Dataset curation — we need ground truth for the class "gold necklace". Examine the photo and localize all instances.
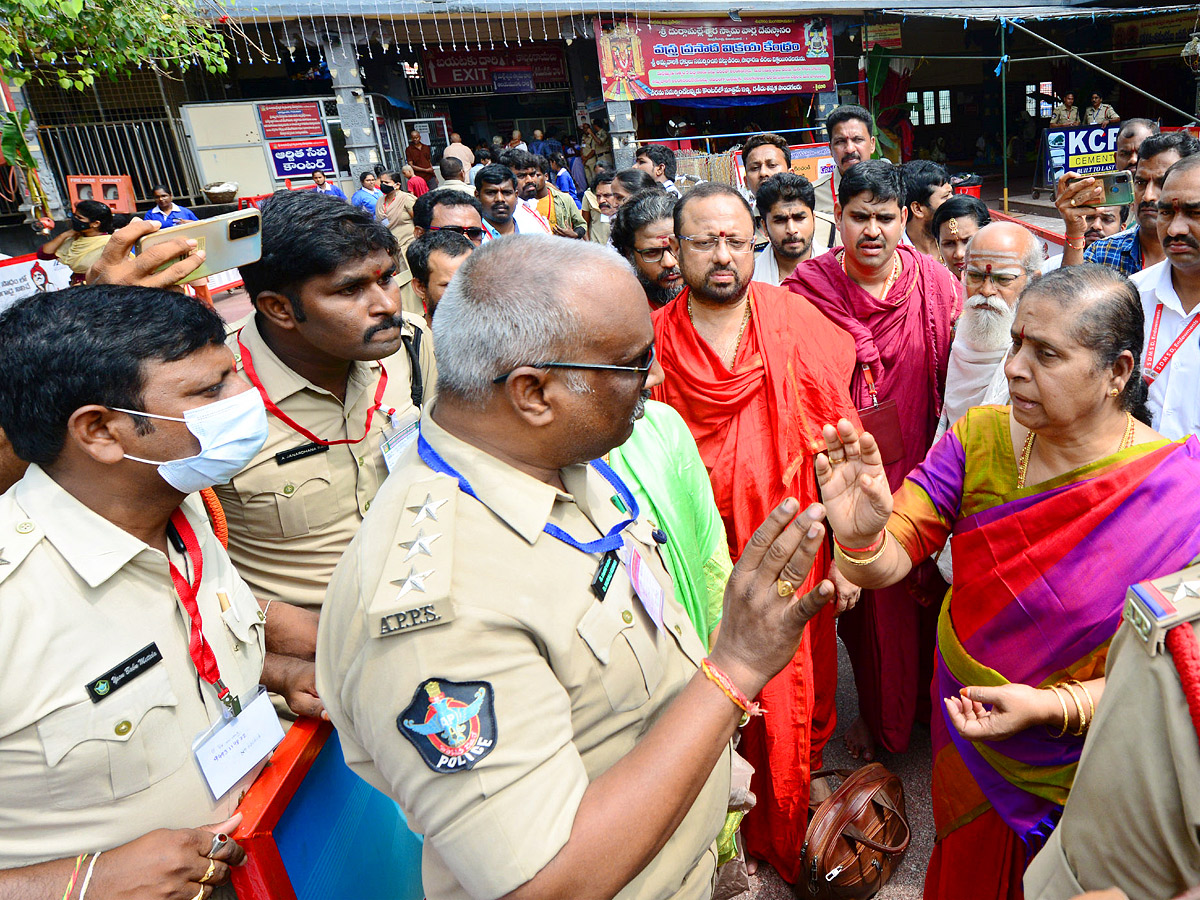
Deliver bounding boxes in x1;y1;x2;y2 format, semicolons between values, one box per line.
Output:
1016;412;1136;488
688;294;752;367
841;249;902;302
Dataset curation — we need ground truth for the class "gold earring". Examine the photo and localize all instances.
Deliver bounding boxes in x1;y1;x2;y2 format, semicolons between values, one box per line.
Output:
1109;387;1120;397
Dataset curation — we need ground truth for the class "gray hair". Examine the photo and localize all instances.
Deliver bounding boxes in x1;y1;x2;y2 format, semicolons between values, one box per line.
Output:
431;234;634;408
965;221;1044;275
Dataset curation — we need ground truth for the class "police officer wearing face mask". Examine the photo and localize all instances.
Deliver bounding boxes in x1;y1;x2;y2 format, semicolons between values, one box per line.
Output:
0;284;317;897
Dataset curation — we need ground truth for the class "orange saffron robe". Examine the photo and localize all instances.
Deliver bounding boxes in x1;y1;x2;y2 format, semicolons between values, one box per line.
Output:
651;282;858;882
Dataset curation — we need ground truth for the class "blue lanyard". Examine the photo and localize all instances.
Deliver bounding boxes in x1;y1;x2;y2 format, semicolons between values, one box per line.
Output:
417;431;639;554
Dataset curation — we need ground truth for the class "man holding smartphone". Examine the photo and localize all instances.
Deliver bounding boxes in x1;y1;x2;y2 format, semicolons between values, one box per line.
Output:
219;190;435;665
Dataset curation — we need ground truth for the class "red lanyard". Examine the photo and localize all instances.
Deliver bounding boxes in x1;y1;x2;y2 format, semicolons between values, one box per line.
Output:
1143;303;1200;385
237;334;391;445
168;510;238;716
861;363;880;407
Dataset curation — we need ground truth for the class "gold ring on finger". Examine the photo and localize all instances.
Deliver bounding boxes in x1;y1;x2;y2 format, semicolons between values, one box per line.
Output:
191;889;206;900
829;456;845;466
776;578;796;597
199;860;216;885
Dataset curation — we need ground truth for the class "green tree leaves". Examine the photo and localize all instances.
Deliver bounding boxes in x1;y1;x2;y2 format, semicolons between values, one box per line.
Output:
0;0;231;89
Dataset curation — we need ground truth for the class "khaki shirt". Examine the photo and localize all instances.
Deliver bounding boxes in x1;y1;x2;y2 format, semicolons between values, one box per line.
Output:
1024;619;1200;899
0;465;266;868
316;412;730;900
218;315;435;610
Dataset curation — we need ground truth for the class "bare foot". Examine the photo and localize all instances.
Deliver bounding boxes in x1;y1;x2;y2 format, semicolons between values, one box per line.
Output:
843;715;876;762
746;856;761;876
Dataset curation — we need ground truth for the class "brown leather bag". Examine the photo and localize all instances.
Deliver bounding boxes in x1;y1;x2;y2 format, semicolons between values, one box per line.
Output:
797;763;911;900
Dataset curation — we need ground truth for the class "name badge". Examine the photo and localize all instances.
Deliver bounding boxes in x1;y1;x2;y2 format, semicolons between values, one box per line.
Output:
618;537;665;632
86;643;163;703
192;686;284;800
381;412;420;473
275;442;329;466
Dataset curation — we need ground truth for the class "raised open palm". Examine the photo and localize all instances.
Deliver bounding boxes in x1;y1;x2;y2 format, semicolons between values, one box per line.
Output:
814;419;893;546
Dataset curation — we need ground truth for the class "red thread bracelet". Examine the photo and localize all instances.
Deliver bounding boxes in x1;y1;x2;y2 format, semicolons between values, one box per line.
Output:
834;532;885;555
701;659;765;717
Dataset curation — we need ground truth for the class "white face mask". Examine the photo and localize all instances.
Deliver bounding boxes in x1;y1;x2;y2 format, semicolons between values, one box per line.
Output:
114;389;268;493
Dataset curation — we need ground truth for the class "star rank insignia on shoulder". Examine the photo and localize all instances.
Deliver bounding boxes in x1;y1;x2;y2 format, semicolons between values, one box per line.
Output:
368;476;459;639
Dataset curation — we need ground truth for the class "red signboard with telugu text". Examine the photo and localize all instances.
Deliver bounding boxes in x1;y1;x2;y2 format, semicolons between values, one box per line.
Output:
595;16;834;102
423;46;567;90
258;102;325;140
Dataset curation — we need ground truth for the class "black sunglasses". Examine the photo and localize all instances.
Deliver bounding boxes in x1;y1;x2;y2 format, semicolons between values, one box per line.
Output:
429;225;486;242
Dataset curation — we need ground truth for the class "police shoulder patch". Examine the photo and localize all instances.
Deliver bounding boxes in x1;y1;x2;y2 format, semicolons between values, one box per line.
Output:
398;678;497;774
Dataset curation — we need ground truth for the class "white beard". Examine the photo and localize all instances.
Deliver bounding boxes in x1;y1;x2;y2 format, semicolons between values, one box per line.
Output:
957;297;1016;352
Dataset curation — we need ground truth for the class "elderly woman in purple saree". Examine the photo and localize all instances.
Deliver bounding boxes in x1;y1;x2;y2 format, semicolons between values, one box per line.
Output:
812;266;1200;900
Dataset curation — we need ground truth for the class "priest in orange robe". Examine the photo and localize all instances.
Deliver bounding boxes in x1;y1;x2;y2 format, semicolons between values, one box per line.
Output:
651;182;858;883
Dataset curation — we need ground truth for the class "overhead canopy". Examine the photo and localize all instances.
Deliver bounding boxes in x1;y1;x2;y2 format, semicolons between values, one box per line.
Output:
878;4;1200;21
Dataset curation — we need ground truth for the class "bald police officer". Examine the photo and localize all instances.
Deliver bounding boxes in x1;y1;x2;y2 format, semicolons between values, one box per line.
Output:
317;236;842;900
0;285;307;897
222;191;435;660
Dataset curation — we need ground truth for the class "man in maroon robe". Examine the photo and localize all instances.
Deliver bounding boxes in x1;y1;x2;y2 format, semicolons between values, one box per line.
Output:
784;160;962;758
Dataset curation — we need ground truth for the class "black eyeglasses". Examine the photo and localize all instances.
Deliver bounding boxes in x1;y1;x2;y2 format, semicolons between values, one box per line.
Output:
493;344;656;384
633;245;674;262
429;225;486;243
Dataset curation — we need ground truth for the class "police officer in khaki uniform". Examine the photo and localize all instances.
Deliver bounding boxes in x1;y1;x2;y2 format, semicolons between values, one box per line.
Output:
222;191;435;643
1025;569;1200;900
0;285;310;897
317;235;840;900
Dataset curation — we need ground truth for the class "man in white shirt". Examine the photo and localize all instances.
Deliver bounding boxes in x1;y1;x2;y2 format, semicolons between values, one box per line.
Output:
634;144;681;197
752;173;822;285
1132;153;1200;439
937;221;1043;441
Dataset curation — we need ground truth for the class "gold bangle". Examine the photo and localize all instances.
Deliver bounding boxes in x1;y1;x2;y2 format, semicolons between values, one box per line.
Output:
1060;681;1087;736
834;530;890;566
1066;237;1086;250
1044;686;1070;738
1065;679;1095;732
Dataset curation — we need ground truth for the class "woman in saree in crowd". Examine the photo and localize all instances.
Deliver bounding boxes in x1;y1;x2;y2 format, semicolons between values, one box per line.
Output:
813;265;1200;900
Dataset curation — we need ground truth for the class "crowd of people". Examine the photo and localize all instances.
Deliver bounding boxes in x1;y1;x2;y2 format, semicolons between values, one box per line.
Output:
3;100;1200;900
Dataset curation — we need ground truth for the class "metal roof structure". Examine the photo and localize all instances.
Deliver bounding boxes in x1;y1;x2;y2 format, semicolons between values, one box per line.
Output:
216;0;1102;22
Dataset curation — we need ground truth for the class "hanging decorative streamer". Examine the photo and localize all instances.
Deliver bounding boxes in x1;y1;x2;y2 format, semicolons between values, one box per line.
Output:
264;23;283;63
469;2;483;50
398;9;413;49
430;1;444;50
343;9;358;62
361;0;374;58
457;3;470;51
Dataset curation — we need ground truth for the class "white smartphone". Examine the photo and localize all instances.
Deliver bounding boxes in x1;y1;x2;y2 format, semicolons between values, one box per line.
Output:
136;208;262;282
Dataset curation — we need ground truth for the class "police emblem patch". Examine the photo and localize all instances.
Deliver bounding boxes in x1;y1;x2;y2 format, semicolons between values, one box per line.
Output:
398;678;497;774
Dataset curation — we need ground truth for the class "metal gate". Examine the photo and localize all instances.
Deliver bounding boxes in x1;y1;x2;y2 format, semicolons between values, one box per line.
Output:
36;119;202;206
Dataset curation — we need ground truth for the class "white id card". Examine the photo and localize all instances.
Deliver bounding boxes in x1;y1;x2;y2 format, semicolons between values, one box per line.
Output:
381;412;420;473
618;537;666;632
192;686;284;800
